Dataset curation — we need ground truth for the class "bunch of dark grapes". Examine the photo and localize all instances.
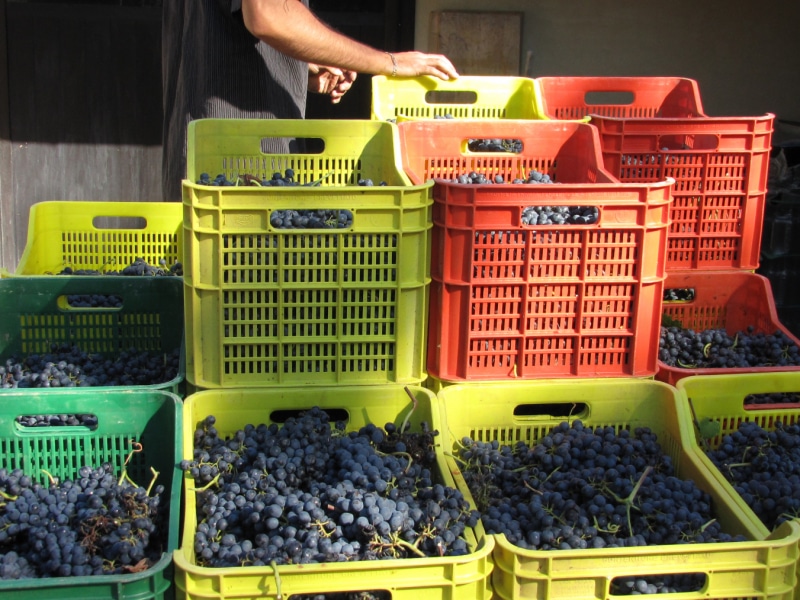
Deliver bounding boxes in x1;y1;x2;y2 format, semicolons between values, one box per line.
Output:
197;169;386;188
270;209;354;230
456;420;742;552
744;392;800;405
0;343;181;389
0;464;166;579
467;138;523;153
59;257;183;277
658;325;800;369
663;287;695;301
15;413;98;428
521;205;598;225
703;420;800;530
611;574;705;595
446;168;553;185
180;406;480;568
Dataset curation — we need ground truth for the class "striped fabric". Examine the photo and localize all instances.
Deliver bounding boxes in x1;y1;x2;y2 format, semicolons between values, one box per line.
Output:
162;0;310;201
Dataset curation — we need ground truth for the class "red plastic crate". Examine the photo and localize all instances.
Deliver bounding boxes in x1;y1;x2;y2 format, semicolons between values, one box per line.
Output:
658;270;800;386
397;120;674;381
536;76;705;120
536;77;774;271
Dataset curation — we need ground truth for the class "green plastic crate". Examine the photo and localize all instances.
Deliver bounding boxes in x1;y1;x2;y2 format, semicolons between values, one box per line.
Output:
371;75;546;121
183;119;433;388
174;385;494;600
0;277;185;395
0;388;182;600
4;201;183;277
436;379;800;600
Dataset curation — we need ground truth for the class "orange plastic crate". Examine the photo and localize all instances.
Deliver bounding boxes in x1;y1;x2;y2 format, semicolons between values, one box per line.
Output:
536;76;705;120
536;77;774;271
397;120;673;381
658;270;800;386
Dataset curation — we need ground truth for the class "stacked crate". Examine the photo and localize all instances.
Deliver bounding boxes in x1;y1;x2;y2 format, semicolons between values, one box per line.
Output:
176;117;495;599
536;76;800;597
0;201;186;599
372;74;800;599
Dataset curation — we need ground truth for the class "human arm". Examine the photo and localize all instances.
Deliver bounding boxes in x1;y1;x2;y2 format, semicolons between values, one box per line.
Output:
241;0;458;80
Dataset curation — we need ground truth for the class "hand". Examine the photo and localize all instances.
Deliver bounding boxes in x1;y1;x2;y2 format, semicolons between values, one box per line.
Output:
308;64;357;104
391;52;459;80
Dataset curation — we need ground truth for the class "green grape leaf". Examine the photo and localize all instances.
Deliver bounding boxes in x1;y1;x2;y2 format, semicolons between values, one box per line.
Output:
696;417;721;440
661;313;683;328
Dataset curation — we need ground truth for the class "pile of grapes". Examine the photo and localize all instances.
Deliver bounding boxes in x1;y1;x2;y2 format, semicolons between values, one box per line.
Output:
455;420;742;551
197;170;386;188
522;205;599;225
0;343;181;389
0;462;167;580
181;406;480;568
446;168;553;185
58;257;182;277
467;138;523;153
269;209;354;230
658;326;800;369
744;392;800;405
703;420;800;530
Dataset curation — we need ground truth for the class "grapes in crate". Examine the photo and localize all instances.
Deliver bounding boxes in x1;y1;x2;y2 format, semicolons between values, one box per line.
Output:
181;405;480;567
0;459;166;580
455;420;743;552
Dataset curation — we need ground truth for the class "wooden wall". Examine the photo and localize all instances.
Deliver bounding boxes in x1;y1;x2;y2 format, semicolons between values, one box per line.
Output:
0;3;163;271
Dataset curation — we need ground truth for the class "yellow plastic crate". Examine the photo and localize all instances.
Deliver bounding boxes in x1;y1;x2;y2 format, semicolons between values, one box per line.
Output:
371;75;546;121
6;200;182;276
675;372;800;537
174;385;494;600
183;119;433;388
436;379;800;600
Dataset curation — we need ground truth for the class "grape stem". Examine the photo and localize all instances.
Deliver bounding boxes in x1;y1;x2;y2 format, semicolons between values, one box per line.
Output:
270;560;283;600
401;386;418;434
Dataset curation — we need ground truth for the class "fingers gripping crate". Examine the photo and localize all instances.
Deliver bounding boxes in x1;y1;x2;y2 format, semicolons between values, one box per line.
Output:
0;277;185;395
371;75;545;121
536;76;774;271
658;270;800;386
436;379;800;600
183;119;433;388
174;385;494;600
0;388;183;600
6;201;183;276
397;119;674;381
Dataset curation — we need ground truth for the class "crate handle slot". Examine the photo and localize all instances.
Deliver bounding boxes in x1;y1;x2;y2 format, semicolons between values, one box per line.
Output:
267;407;349;424
609;572;706;595
260;136;325;155
58;294;124;310
15;413;99;432
92;216;147;230
512;402;588;419
425;90;478;105
584;90;635;106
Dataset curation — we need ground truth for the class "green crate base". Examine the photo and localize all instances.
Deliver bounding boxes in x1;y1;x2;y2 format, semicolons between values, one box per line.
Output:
175;385;494;600
436;379;800;600
0;389;183;600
